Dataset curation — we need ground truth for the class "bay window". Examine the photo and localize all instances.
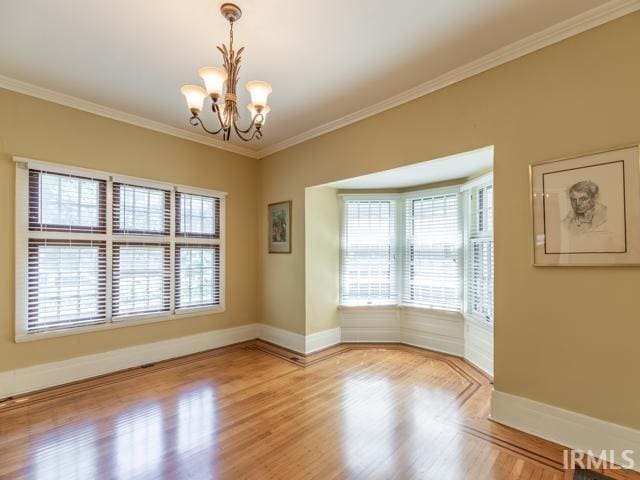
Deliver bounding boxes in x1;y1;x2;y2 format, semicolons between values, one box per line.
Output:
340;178;492;322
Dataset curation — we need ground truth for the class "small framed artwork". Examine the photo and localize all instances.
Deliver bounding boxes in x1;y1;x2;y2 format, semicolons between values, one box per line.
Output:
530;144;640;266
268;200;292;253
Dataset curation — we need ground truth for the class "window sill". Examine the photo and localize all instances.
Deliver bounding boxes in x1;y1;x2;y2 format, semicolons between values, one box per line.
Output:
15;306;225;343
338;304;398;311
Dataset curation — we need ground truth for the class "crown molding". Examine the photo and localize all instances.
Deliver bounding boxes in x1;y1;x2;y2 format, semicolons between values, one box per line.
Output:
256;0;640;158
0;74;261;159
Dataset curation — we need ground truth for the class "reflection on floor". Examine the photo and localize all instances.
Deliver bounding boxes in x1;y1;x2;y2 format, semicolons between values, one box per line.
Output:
0;342;636;479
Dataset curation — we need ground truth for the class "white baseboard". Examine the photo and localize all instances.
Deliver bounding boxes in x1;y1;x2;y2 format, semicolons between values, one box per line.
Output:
305;327;341;354
256;324;306;354
0;323;259;400
491;390;640;472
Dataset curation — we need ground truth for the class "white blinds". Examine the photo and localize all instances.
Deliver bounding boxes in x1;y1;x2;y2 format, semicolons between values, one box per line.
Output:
177;192;219;238
176;245;221;309
28;239;107;332
112;244;171;317
17;161;225;337
403;193;462;311
113;183;170;235
467;184;494;322
341;200;396;305
175;191;221;311
111;183;171;318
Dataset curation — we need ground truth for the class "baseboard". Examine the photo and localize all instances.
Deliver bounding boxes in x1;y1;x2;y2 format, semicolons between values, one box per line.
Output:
305;327;341;354
256;324;306;354
0;323;259;400
491;390;640;472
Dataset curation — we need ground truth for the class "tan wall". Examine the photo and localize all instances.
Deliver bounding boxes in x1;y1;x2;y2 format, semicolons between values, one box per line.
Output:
258;12;640;429
304;186;340;334
0;89;259;372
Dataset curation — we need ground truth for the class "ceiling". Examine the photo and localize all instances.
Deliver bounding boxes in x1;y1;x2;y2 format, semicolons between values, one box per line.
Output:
327;146;494;189
0;0;617;155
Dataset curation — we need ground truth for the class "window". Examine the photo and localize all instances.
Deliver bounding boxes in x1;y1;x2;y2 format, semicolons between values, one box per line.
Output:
339;183;490;317
176;192;219;238
112;244;170;317
340;199;396;305
113;183;170;235
28;239;107;332
404;192;461;311
176;245;220;309
467;182;494;322
15;159;226;340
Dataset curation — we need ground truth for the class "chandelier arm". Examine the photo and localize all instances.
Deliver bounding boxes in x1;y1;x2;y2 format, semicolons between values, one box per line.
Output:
212;101;227;129
234;113;263;134
189;115;225;135
232;122;261;142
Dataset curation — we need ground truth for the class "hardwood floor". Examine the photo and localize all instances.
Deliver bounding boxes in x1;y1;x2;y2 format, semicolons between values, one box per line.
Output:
0;342;636;479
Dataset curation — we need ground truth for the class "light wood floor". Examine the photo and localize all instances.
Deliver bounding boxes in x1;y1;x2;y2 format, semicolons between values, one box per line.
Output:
0;342;636;479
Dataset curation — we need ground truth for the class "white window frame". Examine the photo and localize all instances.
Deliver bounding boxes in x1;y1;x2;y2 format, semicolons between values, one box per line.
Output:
339;186;463;313
461;172;494;327
14;157;227;343
339;193;400;306
401;186;463;312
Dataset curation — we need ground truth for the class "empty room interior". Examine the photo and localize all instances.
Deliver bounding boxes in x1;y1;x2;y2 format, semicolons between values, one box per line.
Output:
1;1;639;479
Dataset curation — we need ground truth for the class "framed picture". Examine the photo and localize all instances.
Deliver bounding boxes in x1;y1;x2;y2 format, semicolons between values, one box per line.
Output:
530;145;640;266
268;201;292;253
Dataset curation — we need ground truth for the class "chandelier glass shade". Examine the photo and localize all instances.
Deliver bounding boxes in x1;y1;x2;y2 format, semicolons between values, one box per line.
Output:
180;3;271;142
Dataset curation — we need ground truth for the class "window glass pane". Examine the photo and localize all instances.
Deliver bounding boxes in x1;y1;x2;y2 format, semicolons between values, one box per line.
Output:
29;241;106;331
113;245;169;317
341;200;396;305
404;193;461;311
114;184;168;234
467;183;494;322
178;193;216;237
36;172;102;229
177;246;219;309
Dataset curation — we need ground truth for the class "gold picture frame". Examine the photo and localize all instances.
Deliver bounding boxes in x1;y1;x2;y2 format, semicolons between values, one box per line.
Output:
530;144;640;266
268;200;292;254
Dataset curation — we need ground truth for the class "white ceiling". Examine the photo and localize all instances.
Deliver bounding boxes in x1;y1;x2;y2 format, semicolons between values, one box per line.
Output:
0;0;615;154
328;146;494;189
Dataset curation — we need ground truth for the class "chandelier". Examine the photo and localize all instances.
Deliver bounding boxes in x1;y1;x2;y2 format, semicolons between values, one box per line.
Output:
180;3;272;142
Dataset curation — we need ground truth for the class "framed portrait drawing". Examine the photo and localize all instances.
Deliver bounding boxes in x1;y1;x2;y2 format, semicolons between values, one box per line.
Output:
268;201;292;253
530;145;640;266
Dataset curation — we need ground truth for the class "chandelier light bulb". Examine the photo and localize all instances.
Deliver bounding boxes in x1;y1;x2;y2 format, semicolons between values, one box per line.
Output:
248;103;270;126
180;85;207;114
246;81;272;108
198;67;228;99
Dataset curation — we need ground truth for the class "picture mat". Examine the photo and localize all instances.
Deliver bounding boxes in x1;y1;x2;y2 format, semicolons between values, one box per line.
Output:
542;161;626;254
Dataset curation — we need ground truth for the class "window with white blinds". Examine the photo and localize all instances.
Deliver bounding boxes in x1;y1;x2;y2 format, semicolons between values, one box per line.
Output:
340;199;396;305
404;192;462;311
467;183;494;323
15;159;226;339
340;186;483;315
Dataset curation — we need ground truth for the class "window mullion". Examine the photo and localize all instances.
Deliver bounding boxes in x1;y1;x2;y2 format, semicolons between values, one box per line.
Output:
106;176;114;323
170;187;176;315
